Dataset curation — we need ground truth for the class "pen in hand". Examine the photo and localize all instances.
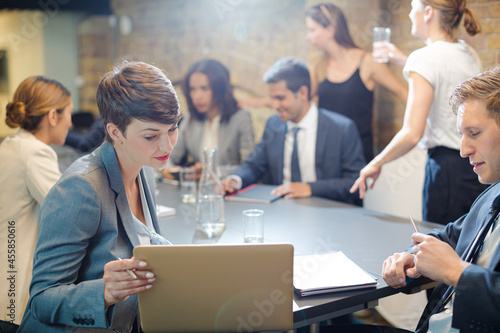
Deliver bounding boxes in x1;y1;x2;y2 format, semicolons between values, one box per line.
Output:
116;257;138;279
409;214;419;233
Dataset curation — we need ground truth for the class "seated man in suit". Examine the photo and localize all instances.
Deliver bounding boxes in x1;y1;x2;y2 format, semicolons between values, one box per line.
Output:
223;57;364;205
322;69;500;333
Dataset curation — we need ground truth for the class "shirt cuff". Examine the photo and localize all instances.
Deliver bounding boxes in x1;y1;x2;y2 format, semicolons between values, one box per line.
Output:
226;175;242;190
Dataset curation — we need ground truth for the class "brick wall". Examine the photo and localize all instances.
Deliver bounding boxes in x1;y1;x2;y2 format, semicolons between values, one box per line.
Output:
77;0;500;152
78;16;113;113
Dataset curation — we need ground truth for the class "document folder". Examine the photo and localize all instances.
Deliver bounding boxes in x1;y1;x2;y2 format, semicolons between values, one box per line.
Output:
293;251;377;297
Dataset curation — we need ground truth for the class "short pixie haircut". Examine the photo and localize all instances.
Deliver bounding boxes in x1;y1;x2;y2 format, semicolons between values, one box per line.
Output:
97;61;181;143
450;67;500;126
263;57;311;99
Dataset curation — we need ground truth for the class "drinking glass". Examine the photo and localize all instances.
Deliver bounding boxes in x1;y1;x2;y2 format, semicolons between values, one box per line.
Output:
242;209;264;243
373;27;391;63
180;167;197;204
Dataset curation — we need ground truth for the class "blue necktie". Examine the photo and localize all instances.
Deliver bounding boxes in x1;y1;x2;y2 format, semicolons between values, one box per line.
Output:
291;127;301;182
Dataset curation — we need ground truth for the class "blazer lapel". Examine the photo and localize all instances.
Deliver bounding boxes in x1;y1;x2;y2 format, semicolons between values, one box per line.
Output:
315;110;327;179
217;121;227;166
100;142;142;248
191;119;204;162
139;168;161;233
274;120;286;184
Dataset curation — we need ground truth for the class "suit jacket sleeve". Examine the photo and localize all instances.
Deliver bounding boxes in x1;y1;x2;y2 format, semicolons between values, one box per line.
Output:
425;184;500;331
234;117;276;188
236;110;255;163
308;115;365;204
169;117;190;166
64;117;105;152
217;109;256;176
27;174;111;328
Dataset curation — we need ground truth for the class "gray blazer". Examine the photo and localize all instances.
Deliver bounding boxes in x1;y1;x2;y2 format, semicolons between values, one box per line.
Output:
170;109;255;170
18;142;160;332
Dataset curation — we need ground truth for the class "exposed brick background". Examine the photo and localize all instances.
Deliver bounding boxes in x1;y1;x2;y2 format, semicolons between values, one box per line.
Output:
77;0;500;152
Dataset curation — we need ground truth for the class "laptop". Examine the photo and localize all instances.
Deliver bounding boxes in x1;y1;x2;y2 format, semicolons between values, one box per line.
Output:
133;243;294;333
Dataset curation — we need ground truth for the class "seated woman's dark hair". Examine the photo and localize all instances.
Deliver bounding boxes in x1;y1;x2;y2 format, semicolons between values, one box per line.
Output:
182;59;238;123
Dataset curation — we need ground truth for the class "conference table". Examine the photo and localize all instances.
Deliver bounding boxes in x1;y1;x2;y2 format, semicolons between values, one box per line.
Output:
155;182;440;330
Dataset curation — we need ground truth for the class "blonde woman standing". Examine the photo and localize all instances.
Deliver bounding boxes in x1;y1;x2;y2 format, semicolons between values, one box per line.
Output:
352;0;486;225
0;76;72;329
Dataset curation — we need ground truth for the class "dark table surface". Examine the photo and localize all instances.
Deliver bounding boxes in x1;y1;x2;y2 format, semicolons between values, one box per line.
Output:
155;182;440;328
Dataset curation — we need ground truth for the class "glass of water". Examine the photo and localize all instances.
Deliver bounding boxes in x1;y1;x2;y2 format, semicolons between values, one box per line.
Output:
180;167;197;204
372;27;391;63
242;209;264;243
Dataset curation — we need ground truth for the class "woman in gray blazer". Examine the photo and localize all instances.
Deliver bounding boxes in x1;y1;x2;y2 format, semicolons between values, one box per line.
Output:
164;59;255;178
18;61;182;332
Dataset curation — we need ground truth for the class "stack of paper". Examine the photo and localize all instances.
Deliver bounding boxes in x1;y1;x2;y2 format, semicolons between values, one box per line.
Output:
293;251;377;297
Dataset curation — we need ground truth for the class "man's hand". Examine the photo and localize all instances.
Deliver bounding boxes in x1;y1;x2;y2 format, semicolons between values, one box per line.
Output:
350;162;382;199
222;178;239;194
383;251;420;289
411;233;470;287
271;182;311;199
103;257;155;308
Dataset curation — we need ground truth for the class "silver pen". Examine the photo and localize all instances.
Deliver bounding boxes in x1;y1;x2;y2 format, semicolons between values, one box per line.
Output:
409;214;419;233
117;257;137;279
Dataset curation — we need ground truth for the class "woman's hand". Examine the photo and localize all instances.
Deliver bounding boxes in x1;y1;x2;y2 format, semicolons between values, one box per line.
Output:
350;162;382;199
103;257;155;308
387;43;408;67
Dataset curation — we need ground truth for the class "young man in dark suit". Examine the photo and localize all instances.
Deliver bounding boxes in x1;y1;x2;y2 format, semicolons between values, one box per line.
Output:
224;57;365;205
324;69;500;333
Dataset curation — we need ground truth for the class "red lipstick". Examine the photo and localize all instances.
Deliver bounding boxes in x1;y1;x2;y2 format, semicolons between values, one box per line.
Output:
155;153;170;162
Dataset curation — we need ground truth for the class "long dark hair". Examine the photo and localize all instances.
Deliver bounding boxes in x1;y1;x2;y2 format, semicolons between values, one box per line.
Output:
182;59;238;123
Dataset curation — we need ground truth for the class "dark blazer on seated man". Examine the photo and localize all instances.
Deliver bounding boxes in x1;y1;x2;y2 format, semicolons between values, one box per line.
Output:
364;68;500;333
235;108;364;204
224;57;365;205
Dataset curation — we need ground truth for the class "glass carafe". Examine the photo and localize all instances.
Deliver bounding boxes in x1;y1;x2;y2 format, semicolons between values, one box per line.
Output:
196;148;226;238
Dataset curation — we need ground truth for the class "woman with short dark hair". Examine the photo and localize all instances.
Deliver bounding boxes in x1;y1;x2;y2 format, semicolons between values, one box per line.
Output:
18;61;181;332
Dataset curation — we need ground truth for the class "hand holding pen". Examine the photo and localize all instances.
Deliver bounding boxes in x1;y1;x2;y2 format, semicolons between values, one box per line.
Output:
382;215;422;288
102;257;156;308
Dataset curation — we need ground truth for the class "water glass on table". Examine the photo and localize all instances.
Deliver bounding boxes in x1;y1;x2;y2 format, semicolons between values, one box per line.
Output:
242;209;264;243
372;27;391;63
180;167;197;204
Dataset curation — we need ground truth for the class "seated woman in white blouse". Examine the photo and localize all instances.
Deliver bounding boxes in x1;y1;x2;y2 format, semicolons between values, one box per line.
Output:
0;76;73;329
162;59;255;179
